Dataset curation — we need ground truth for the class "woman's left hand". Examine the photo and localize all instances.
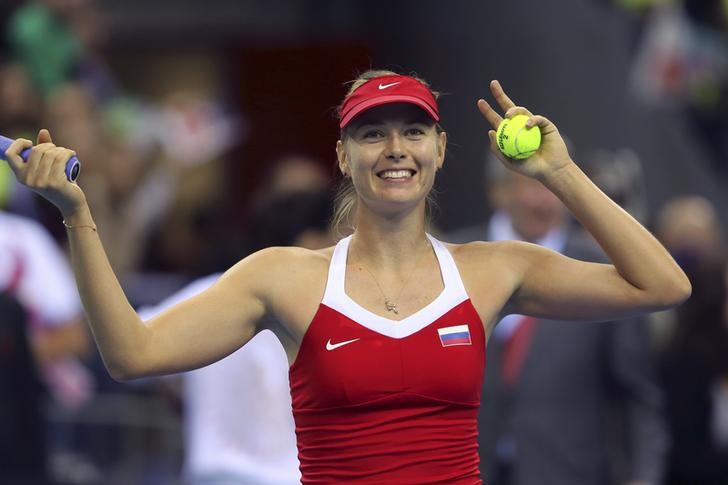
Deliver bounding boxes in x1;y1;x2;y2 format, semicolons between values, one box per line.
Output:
478;80;573;181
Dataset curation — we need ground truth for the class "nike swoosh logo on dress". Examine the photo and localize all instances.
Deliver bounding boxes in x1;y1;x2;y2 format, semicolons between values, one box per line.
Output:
326;338;360;351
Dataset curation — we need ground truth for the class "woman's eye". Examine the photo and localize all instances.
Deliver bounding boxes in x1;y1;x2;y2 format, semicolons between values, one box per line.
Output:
363;130;383;139
405;128;425;136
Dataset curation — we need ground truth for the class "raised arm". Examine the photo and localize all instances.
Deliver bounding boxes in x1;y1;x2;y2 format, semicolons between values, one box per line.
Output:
478;81;691;321
3;130;274;380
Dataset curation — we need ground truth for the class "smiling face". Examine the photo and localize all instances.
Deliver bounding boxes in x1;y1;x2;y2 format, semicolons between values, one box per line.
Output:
337;103;446;217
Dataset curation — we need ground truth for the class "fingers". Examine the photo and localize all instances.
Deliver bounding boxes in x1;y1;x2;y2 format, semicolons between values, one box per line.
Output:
24;144;56;185
5;138;75;187
504;106;534;119
36;128;53;145
4;138;33;174
26;142;56;169
28;146;75;187
479;80;534;129
490;80;516;112
477;99;503;128
528;114;558;135
478;101;535;128
38;148;71;185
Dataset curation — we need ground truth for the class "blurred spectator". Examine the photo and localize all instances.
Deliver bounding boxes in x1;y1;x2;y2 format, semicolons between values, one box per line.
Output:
647;194;726;356
39;83;218;279
447;157;666;485
4;81;108;235
7;0;116;101
148;90;244;169
139;294;300;485
0;61;42;138
247;153;331;216
265;154;331;197
137;189;335;485
139;157;233;278
584;148;649;225
0;209;91;402
137;88;245;281
43;82;104;167
245;176;334;254
628;0;728;172
0;204;96;482
659;258;728;484
654;195;726;272
239;152;333;250
140;150;330;284
7;0;82;94
0;291;47;483
46;85;175;277
0;61;47;222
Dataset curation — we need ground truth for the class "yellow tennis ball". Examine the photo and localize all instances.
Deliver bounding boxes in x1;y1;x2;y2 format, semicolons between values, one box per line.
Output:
496;114;541;159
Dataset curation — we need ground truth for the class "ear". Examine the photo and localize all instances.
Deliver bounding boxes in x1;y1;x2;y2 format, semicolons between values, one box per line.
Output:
435;131;447;170
336;140;349;176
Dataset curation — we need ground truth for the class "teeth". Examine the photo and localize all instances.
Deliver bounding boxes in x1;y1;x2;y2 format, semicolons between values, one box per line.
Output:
379;170;412;179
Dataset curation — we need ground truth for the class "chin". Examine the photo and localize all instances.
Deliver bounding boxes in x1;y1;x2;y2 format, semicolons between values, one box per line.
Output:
365;193;425;216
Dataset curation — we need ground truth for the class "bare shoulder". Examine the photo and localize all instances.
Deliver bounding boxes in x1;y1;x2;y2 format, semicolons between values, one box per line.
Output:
439;240;550;332
444;239;536;267
222;245;333;295
248;245;333;271
222;245;333;332
443;240;514;285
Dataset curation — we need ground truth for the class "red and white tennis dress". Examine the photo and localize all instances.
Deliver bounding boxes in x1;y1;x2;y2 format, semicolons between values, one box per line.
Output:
289;234;486;484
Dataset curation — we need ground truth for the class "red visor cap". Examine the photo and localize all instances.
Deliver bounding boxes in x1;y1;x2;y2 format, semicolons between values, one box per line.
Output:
338;75;440;130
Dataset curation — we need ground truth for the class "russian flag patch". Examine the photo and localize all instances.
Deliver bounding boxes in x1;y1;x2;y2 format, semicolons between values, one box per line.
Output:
438;324;472;347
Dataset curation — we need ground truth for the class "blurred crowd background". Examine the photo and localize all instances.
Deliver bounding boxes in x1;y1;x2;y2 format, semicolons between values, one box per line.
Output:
0;0;727;484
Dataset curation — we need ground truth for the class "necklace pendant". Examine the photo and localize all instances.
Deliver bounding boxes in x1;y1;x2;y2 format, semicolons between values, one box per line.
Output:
385;300;398;314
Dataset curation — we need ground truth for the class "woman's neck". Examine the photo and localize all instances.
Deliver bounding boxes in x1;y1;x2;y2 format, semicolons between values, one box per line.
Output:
350;203;431;269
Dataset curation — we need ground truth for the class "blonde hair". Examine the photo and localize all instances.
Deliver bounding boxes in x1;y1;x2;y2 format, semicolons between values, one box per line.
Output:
332;69;442;238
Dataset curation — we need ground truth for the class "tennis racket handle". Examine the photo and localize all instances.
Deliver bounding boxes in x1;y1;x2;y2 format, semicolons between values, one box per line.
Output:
0;135;81;182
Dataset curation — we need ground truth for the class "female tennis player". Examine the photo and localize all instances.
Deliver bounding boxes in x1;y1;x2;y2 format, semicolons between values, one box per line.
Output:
3;69;690;484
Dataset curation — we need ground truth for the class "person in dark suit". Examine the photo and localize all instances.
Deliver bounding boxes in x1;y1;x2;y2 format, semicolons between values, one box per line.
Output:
659;259;728;484
0;291;48;484
448;159;667;485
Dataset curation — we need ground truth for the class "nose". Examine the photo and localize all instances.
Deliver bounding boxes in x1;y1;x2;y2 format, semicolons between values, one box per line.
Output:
384;133;406;161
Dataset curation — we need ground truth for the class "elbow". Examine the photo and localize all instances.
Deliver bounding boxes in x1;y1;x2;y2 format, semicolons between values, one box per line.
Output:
672;272;693;305
105;358;148;382
104;321;154;382
655;275;692;310
108;367;136;382
106;365;135;382
679;277;693;303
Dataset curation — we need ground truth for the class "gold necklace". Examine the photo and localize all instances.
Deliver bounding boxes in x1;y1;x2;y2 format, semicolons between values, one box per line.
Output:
352;241;432;315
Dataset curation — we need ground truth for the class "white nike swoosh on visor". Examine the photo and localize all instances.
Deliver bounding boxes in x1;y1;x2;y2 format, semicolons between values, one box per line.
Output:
326;338;360;351
378;82;400;90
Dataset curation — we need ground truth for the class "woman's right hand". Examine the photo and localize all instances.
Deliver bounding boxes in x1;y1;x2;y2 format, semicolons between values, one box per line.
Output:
4;129;87;217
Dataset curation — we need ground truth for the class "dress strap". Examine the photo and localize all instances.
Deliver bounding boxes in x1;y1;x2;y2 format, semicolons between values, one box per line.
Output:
426;234;468;302
321;235;352;306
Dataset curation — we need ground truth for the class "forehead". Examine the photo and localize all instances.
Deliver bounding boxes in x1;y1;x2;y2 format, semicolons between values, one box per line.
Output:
348;103;435;128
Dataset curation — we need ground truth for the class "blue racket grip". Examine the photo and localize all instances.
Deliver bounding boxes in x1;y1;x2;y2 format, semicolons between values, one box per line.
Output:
0;135;81;182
